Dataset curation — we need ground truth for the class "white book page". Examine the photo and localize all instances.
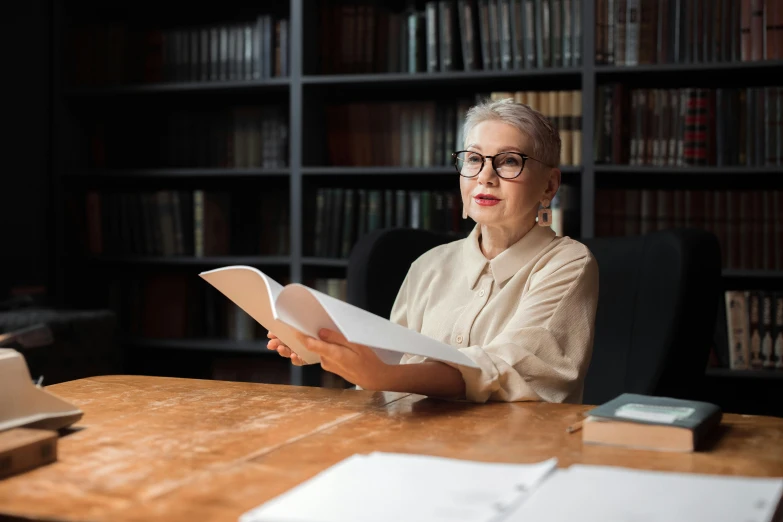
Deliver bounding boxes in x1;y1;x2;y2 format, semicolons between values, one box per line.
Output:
199;266;322;364
239;452;558;522
275;284;479;368
506;464;783;522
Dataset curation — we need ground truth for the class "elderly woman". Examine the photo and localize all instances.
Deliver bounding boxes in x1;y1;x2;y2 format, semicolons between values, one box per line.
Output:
268;98;599;404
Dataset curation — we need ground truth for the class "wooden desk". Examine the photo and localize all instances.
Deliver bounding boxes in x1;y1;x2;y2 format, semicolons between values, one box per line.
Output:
1;375;782;522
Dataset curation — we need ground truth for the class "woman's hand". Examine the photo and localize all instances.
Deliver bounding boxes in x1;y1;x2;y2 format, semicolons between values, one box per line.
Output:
297;328;393;391
267;332;305;366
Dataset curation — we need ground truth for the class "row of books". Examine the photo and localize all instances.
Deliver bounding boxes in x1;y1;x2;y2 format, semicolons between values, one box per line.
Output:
108;274;278;340
67;15;289;86
309;188;470;258
324;90;582;168
319;0;583;74
595;85;783;167
489;90;583;166
80;106;288;169
80;190;289;258
308;184;577;259
325;100;470;167
596;0;783;65
111;272;346;343
163;107;289;169
596;189;783;271
722;290;783;372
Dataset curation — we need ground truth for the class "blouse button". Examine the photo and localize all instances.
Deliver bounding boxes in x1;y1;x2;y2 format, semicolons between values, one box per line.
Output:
479;289;485;297
456;335;464;344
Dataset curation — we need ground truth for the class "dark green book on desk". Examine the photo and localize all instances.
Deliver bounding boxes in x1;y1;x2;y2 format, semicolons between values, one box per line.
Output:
582;393;723;452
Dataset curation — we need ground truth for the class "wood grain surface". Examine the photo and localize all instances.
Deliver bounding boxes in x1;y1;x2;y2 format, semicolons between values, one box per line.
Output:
1;375;782;522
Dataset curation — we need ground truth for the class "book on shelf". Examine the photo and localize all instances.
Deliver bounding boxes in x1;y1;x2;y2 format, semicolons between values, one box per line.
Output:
722;290;783;372
580;393;723;452
199;265;480;368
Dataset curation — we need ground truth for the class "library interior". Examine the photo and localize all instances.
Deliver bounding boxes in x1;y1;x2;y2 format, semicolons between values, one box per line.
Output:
2;1;783;521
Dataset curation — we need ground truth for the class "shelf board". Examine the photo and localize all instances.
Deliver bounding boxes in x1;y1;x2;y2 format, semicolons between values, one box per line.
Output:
83;255;291;266
120;337;273;354
596;60;783;75
66;168;290;179
302;257;350;267
722;270;783;279
302;68;582;86
595;165;783;175
66;78;290;95
303;166;581;176
706;368;783;380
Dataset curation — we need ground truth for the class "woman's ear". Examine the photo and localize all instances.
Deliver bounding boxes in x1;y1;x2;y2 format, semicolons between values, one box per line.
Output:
543;167;561;201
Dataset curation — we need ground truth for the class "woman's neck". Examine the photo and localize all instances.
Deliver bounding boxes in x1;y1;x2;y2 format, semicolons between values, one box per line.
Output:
479;220;535;260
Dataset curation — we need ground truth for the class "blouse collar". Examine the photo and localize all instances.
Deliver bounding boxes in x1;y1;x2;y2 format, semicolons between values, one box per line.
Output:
462;223;557;289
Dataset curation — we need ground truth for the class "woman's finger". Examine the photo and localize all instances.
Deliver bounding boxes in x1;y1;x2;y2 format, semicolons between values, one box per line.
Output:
267;338;281;351
267;332;278;340
277;345;293;358
291;353;304;366
318;328;362;355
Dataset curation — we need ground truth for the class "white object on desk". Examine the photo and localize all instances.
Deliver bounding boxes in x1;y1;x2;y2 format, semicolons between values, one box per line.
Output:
506;464;783;522
0;349;83;432
239;452;558;522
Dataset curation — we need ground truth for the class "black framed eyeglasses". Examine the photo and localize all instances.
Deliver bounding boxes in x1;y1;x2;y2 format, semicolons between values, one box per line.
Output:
452;150;550;179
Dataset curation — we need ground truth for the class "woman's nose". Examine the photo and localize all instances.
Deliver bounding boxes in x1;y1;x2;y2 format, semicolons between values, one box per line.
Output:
477;158;499;185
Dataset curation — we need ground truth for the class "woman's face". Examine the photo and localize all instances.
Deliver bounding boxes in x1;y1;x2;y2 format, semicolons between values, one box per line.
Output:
460;119;556;230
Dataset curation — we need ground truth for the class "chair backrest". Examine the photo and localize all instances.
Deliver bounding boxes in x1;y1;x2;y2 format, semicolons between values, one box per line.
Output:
580;228;722;404
347;227;722;404
347;228;458;320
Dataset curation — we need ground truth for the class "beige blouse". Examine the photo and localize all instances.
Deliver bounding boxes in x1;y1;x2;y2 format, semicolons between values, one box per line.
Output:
390;224;599;404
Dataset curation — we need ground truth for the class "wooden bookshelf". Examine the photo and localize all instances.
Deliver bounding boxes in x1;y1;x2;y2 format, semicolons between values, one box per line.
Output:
52;0;783;390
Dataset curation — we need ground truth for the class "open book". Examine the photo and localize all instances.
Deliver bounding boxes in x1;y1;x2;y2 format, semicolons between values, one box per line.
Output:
199;265;479;368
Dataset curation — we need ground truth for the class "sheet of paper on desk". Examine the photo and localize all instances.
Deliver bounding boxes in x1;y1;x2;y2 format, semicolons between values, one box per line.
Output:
239;452;558;522
505;464;783;522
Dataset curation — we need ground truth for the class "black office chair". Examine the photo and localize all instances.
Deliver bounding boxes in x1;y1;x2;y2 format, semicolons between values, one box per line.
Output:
347;227;722;404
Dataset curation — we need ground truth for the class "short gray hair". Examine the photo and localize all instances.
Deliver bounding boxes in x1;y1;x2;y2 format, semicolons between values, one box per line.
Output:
462;98;561;168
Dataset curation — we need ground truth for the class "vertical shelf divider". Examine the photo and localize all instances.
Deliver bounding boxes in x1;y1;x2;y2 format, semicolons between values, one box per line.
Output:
581;0;596;239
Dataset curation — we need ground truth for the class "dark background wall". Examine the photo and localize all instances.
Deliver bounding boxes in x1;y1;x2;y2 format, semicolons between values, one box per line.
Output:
0;0;52;300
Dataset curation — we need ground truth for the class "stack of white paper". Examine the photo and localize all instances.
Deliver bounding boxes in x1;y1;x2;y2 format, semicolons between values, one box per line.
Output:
239;452;558;522
506;464;783;522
